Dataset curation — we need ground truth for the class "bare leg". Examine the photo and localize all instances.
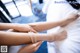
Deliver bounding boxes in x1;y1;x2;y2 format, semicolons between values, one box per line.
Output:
28;13;79;32
0;28;67;45
7;29;67;52
18;29;67;53
0;13;79;32
8;29;42;53
35;28;67;42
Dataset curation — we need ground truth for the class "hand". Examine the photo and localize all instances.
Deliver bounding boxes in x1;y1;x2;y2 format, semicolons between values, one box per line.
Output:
18;41;42;53
14;24;36;33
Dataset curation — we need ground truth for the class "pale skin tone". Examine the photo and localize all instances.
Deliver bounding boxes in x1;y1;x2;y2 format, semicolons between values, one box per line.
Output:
0;13;79;32
0;13;80;53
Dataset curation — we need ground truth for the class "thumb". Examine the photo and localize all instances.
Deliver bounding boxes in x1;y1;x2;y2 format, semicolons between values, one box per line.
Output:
31;41;42;52
29;27;37;33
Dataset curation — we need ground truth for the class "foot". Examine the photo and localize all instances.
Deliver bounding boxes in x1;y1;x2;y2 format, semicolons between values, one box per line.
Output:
48;29;67;42
61;13;79;27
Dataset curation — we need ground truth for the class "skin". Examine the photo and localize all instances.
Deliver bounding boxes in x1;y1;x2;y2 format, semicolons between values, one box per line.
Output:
7;29;42;53
0;13;79;53
0;13;79;32
18;41;42;53
0;28;67;45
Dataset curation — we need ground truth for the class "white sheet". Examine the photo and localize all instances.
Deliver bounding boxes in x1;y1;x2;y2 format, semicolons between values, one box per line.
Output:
46;0;80;53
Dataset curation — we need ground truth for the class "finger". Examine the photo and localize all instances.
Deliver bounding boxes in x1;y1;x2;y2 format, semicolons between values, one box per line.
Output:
27;41;42;49
29;27;37;33
30;28;37;33
28;41;42;52
22;41;42;49
32;41;42;47
33;41;42;51
18;42;42;53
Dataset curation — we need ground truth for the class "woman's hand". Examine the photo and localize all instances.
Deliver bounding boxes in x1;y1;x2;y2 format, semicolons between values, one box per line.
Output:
14;24;36;33
18;41;42;53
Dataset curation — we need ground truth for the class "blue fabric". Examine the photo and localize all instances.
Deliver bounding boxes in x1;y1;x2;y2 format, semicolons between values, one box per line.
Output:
35;41;48;53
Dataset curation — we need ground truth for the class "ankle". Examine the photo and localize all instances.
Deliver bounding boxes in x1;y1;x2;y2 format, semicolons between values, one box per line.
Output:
28;32;37;43
46;33;56;42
